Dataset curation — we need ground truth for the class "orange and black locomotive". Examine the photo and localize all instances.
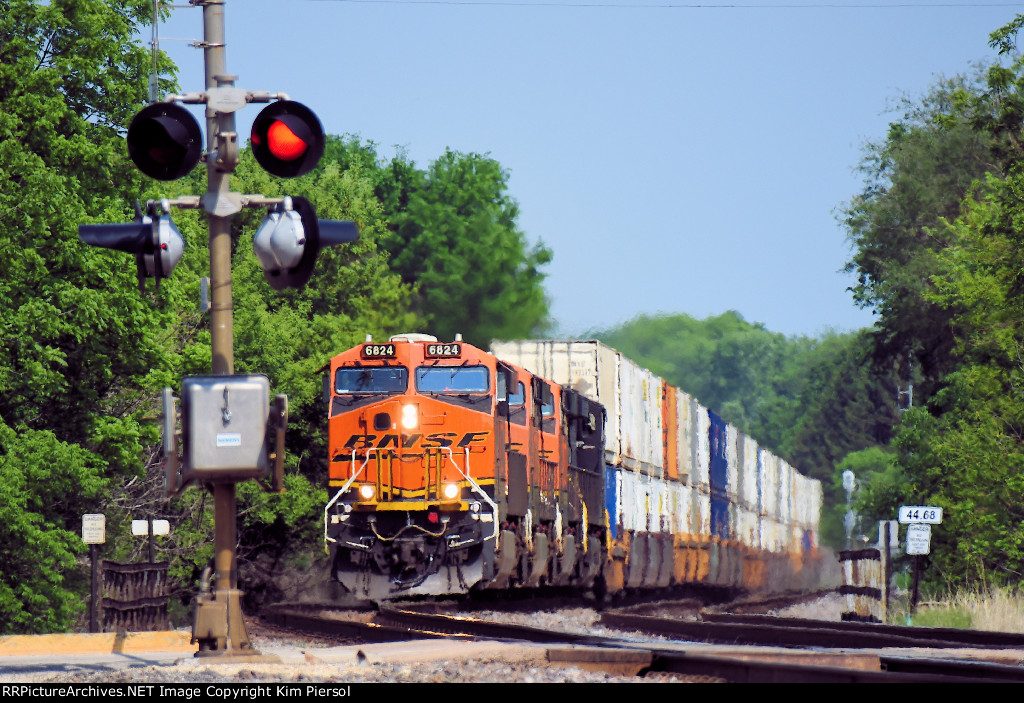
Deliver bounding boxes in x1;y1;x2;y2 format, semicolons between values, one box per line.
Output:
324;333;607;599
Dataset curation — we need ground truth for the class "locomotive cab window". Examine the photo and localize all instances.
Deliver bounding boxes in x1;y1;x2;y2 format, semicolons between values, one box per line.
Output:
335;366;408;394
508;381;527;426
538;382;555;417
507;382;525;406
415;366;490;394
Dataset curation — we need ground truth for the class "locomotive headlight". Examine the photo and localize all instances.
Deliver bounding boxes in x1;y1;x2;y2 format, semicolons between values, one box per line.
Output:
358;484;376;501
442;482;460;500
401;403;418;430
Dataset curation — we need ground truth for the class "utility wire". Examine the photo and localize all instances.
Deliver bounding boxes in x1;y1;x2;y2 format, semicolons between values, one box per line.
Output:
310;0;1024;8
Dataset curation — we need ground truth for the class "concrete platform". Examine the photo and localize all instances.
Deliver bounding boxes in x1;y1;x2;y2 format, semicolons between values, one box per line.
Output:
0;630;194;657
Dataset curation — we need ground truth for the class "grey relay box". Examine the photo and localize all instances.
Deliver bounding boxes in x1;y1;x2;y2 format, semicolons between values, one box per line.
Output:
180;374;270;481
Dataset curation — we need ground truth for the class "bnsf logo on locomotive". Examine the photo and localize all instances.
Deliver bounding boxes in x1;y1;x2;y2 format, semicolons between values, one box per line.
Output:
342;431;490;449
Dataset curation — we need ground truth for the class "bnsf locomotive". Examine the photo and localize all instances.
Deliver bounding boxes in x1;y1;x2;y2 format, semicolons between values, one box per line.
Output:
324;334;824;600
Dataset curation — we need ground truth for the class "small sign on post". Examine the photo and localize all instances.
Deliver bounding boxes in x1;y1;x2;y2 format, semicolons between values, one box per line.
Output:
82;513;106;544
82;513;105;633
898;505;942;619
131;519;170;536
906;523;932;555
898;505;943;525
132;519;171;563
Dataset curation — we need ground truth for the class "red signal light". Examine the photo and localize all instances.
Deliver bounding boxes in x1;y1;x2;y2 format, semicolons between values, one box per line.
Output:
267;121;308;161
250;100;324;178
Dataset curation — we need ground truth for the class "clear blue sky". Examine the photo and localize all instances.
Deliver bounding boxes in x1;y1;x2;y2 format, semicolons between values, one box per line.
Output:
158;0;1024;339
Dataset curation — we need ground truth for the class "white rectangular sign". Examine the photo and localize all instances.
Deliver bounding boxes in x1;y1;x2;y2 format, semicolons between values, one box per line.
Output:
906;523;932;555
132;519;171;536
898;505;943;524
82;513;105;544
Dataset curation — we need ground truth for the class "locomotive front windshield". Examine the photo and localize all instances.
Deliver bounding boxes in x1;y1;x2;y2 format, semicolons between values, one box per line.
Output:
416;366;489;394
335;366;408;394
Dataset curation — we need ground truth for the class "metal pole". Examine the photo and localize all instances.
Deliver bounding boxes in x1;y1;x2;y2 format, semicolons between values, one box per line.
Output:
193;0;253;655
882;521;891;624
911;554;921;616
90;544;99;633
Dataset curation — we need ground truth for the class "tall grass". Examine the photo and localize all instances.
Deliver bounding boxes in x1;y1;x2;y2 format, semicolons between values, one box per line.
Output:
895;588;1024;632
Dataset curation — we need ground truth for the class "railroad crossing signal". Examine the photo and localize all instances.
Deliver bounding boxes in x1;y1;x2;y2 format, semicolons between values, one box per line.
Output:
252;196;359;290
250;100;325;178
78;203;185;291
80;4;354;658
127;103;203;181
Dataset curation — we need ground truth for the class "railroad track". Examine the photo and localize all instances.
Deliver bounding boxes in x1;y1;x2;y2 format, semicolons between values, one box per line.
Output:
261;594;1024;682
600;610;1024;650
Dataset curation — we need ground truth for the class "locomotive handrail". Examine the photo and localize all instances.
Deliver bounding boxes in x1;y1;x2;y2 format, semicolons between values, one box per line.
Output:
324;447;500;546
323;448;372;546
440;445;499;544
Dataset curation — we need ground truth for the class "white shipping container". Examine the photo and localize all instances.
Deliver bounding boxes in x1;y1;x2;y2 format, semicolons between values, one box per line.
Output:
491;340;615;463
778;460;794;526
492;340;665;473
760;450;779;518
674;390;695;484
725;423;740;499
741;436;759;511
619;468;639;532
696;491;711;538
694;405;711;488
617;356;664;474
737;506;759;550
650;475;670;533
670;482;693;535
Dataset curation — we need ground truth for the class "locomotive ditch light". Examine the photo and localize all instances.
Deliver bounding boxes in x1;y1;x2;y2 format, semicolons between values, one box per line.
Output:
127;102;203;181
442;483;460;500
250;100;325;178
401;403;418;430
358;484;376;501
253;196;359;290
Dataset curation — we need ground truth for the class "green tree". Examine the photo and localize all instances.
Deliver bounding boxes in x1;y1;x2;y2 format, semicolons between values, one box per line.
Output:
322;138;552;346
831;446;902;548
785;331;900;485
0;0;181;632
838;15;1024;587
841;71;995;402
894;164;1024;586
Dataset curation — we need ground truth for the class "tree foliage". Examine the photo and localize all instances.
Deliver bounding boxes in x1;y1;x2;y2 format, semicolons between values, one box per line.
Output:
841;14;1024;587
322;138;553;346
0;0;177;633
841;72;995;400
894;166;1024;585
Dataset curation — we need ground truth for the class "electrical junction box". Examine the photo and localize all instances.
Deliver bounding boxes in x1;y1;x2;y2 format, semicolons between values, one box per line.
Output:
180;375;270;482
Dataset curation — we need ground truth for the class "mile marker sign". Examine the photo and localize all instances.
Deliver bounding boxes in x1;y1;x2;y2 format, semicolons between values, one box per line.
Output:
898;505;943;525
